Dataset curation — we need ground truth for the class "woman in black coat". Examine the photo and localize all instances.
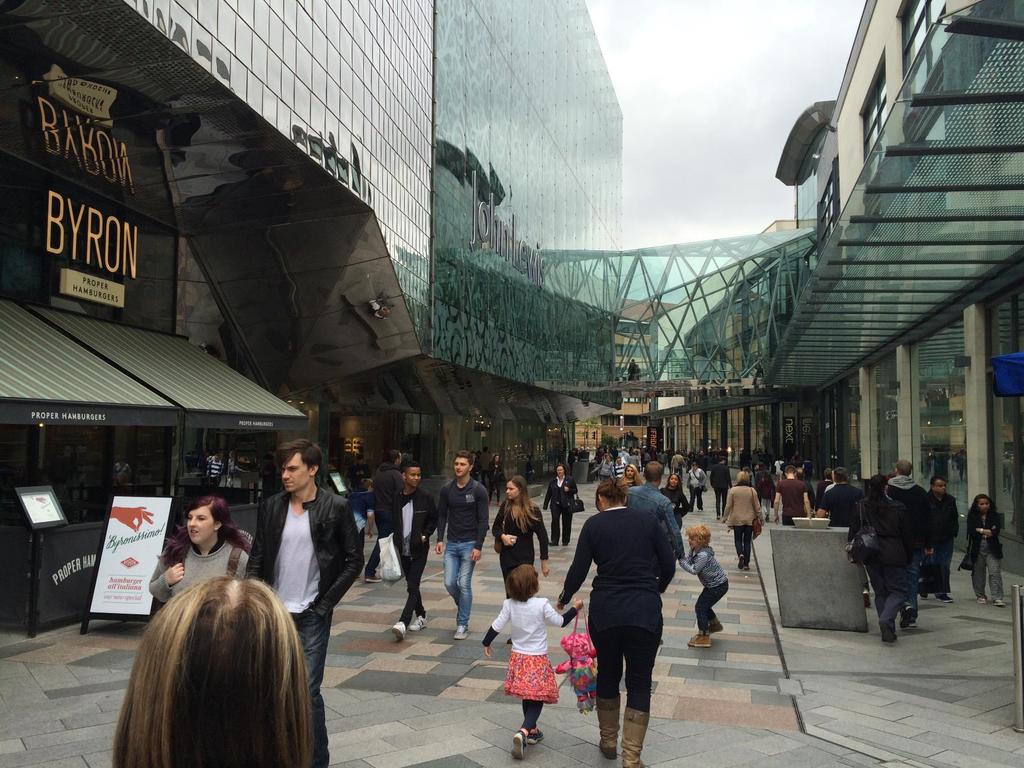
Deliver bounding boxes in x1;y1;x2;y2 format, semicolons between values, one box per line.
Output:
492;475;550;582
966;494;1005;606
660;472;690;530
848;474;913;643
542;462;577;546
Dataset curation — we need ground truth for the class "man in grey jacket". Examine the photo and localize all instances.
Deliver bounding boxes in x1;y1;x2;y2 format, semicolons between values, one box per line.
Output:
627;462;684;559
887;459;933;629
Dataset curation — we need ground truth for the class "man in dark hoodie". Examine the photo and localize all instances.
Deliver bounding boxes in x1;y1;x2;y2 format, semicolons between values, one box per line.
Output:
886;459;932;628
364;449;404;583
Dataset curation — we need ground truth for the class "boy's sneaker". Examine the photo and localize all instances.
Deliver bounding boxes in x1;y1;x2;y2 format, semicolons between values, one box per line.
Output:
687;633;711;648
977;596;988;604
363;575;382;584
937;594;954;604
898;607;917;629
511;729;526;760
708;619;724;634
454;625;469;640
391;621;406;641
993;599;1006;607
408;615;427;632
526;729;544;745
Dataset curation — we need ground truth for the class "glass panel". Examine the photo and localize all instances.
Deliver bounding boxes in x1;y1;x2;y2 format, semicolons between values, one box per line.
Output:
916;323;967;511
841;374;862;479
875;354;899;474
991;294;1021;536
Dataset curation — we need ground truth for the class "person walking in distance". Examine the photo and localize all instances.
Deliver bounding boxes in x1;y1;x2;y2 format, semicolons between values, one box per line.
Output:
847;475;913;643
391;461;438;641
966;494;1005;607
487;453;507;505
543;462;578;547
709;457;732;520
687;462;707;512
436;450;490;640
773;465;810;525
364;450;404;583
755;465;775;522
886;459;932;630
247;440;363;768
924;476;958;603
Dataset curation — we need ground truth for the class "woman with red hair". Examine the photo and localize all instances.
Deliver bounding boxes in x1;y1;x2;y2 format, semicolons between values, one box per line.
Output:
149;495;251;601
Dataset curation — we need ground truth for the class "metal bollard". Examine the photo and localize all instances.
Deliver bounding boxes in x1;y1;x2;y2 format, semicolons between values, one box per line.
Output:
1014;584;1023;733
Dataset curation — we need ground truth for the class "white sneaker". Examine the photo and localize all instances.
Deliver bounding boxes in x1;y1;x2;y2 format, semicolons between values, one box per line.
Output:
408;615;427;632
454;625;469;640
993;599;1006;607
391;621;406;641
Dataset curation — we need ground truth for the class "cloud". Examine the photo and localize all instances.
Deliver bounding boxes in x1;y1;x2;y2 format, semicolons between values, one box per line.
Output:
585;0;864;248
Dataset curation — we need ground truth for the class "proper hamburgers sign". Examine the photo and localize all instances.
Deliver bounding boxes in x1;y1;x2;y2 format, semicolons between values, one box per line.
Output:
81;496;173;631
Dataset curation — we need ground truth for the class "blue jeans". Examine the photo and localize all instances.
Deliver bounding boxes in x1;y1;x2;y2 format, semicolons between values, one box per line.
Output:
364;511;393;578
444;540;477;627
293;608;332;768
695;581;729;634
904;547;925;613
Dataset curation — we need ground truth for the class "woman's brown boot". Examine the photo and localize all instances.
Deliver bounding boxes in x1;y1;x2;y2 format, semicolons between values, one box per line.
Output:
620;707;650;767
596;696;620;758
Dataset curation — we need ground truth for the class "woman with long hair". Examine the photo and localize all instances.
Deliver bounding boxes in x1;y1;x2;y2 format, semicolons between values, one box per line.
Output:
148;495;251;602
966;493;1005;607
114;577;311;768
847;474;913;643
493;475;550;583
660;472;689;530
618;462;642;493
723;470;760;571
558;480;675;767
542;462;578;546
488;454;507;504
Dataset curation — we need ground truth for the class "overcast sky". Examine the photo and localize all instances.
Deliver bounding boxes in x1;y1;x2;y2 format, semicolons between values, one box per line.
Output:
585;0;865;248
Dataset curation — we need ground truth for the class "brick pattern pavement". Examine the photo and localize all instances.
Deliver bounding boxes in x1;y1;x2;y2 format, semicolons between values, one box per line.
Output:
1;482;1019;766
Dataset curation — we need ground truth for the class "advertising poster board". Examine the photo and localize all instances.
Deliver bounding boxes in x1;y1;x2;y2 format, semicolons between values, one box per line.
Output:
81;496;174;633
15;486;67;530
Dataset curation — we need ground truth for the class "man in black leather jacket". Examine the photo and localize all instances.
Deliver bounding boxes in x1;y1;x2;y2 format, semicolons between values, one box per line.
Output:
247;439;362;768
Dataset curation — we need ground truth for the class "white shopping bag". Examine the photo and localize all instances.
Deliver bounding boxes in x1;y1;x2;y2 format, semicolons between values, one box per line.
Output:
378;533;403;582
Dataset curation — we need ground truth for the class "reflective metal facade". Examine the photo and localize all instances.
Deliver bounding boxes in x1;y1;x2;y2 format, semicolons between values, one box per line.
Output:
432;0;623;389
123;0;434;338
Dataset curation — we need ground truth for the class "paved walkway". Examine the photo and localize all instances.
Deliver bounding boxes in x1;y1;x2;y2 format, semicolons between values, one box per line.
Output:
0;482;1021;767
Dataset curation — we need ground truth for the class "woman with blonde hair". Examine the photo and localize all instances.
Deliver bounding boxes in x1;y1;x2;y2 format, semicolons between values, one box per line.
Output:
493;475;550;583
114;577;311;768
723;469;760;571
618;462;642;492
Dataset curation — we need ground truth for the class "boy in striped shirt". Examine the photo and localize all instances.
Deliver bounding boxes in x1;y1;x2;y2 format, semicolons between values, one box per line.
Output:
678;524;729;648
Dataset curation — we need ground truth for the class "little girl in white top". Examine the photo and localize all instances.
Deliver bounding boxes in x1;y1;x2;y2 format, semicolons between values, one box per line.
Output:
482;564;583;760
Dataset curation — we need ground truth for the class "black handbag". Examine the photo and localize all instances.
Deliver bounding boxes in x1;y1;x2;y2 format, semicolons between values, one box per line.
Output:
571;497;584;514
846;504;880;565
917;563;943;596
957;542;974;572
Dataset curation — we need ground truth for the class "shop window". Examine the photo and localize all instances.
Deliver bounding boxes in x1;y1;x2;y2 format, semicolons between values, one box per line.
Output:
915;324;967;512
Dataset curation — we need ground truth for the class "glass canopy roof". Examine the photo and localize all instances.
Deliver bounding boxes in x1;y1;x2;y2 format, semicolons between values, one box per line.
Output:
770;0;1024;386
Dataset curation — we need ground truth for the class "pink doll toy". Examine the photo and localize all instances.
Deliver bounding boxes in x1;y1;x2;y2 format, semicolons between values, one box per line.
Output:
555;611;598;713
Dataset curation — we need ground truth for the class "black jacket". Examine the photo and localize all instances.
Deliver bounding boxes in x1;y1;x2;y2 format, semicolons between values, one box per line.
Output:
927;492;959;543
372;461;404;520
543;476;577;509
492;501;549;572
247;487;363;618
660;486;690;518
709;463;732;489
847;498;913;567
886;480;932;546
967;508;1003;561
393;487;438;555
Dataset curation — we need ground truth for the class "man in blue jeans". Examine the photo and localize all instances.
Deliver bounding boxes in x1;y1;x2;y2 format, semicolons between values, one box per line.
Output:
247;439;362;768
436;450;489;640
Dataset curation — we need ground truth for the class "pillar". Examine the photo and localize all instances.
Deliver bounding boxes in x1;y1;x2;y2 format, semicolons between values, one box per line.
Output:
859;366;876;478
896;344;915;466
964;303;990;499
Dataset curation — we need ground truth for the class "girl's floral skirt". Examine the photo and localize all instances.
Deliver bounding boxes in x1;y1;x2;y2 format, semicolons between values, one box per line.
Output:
505;651;560;703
